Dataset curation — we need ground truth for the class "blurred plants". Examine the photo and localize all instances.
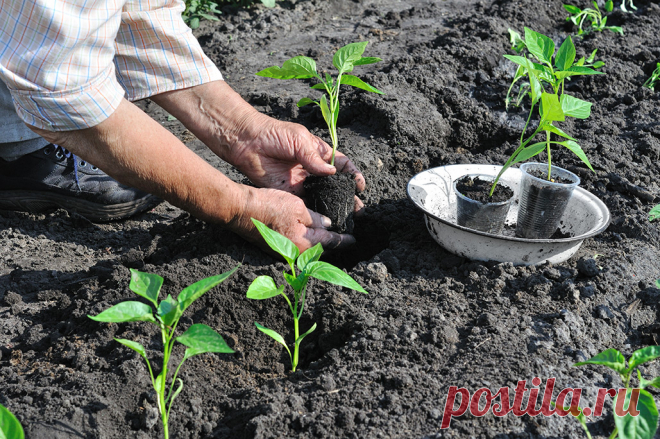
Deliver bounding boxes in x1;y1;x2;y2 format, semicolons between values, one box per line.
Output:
183;0;275;29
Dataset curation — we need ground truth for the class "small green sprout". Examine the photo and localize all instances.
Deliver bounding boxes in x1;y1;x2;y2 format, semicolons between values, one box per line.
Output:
247;219;367;372
643;63;660;91
564;1;624;36
0;404;24;439
620;0;637;13
89;268;239;439
650;204;660;222
493;28;602;195
256;41;383;166
573;347;660;439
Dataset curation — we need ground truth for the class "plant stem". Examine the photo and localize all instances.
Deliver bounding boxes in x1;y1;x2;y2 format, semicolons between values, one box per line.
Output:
159;328;171;439
609;427;618;439
292;316;300;372
546;131;552;180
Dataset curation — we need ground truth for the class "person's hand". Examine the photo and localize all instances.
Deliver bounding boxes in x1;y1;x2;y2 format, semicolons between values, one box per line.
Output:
231;186;356;252
227;113;366;212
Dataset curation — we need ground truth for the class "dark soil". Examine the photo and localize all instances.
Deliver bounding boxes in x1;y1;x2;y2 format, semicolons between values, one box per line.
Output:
304;173;356;233
527;168;576;185
455;175;514;203
2;0;660;438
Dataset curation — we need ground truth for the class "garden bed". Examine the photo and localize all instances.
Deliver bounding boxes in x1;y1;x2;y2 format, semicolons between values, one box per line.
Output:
2;0;660;437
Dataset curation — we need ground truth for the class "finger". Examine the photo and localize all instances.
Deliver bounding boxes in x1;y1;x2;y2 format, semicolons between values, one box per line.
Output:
297;136;336;176
333;151;366;192
306;228;356;250
354;196;365;216
307;209;332;229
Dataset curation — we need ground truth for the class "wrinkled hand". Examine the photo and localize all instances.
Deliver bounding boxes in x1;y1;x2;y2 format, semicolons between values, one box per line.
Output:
228;114;366;212
232;186;356;252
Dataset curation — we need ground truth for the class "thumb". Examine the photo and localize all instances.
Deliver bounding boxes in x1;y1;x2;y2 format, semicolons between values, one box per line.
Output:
297;136;336;176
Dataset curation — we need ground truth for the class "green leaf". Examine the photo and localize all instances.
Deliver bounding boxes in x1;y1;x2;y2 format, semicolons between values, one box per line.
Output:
638;370;660;389
254;322;292;359
198;12;218;21
246;276;283;300
297;97;316;107
508;28;526;53
176;324;234;357
115;338;148;360
0;404;24;439
560;94;592;119
574;348;626;373
512;142;547;164
607;26;624;35
540;93;565;122
615;389;658;439
189;17;200;29
555;65;605;80
178;266;239;313
542;123;576;140
306;261;367;293
524;27;555;65
333;41;368;73
158;294;182;327
155;372;164;393
251;219;299;267
319;95;332;129
564;4;582;14
340;75;384;94
295;322;317;348
310;83;327;90
528;68;542;106
353;56;382;66
283;272;307;292
587;48;598;63
129;269;163;307
605;0;614;12
649;205;660;222
555;36;576;71
261;0;276;7
592;61;605;68
629;346;660;371
89;301;156;323
297;243;323;272
559;140;594;172
256;56;319;80
168;378;184;407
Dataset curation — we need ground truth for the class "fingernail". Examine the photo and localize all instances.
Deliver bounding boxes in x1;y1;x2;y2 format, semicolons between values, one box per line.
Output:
324;164;335;172
322;216;332;227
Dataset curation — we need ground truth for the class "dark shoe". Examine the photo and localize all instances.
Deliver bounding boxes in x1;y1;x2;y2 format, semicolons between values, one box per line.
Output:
0;144;161;221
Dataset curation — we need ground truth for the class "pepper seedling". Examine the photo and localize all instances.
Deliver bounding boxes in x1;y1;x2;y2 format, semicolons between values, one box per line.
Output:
643;63;660;91
620;0;637;13
573;347;660;439
89;267;239;439
256;41;383;166
564;1;624;36
247;219;367;372
492;28;602;195
0;403;24;439
650;204;660;222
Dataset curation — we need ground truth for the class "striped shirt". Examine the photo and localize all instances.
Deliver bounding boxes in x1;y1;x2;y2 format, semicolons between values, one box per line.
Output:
0;0;222;131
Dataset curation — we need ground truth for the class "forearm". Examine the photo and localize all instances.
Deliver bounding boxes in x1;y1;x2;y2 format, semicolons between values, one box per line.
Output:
29;98;248;225
150;80;265;165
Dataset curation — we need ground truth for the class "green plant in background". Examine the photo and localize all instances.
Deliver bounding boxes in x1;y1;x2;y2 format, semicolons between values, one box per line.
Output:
89;268;239;439
491;28;602;194
183;0;275;29
650;204;660;222
247;219;367;372
620;0;637;13
564;1;624;36
0;404;24;439
573;347;660;439
643;63;660;91
256;42;383;166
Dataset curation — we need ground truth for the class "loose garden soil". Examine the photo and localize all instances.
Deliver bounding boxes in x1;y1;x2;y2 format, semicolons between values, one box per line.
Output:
304;173;356;233
455;176;513;203
2;0;660;438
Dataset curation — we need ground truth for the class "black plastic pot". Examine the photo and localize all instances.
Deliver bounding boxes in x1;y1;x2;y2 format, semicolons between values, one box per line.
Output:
515;162;580;239
453;174;514;235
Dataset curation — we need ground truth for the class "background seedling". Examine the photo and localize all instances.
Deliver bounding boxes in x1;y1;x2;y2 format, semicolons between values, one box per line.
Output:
493;28;602;194
0;404;24;439
650;204;660;222
247;219;367;372
256;42;383;165
183;0;275;29
564;1;624;36
644;63;660;90
573;347;660;439
89;268;239;439
620;0;637;13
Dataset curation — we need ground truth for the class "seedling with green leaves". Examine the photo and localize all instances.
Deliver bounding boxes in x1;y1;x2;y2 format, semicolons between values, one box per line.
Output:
256;42;383;166
573;347;660;439
650;204;660;222
492;28;602;195
247;219;367;372
643;63;660;91
564;1;624;36
183;0;275;29
0;404;24;439
89;268;239;439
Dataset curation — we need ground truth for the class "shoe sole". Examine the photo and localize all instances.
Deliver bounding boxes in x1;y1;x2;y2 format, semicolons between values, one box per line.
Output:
0;190;162;222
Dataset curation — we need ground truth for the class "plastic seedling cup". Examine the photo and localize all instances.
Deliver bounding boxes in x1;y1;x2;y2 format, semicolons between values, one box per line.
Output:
453;174;514;235
516;162;580;239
